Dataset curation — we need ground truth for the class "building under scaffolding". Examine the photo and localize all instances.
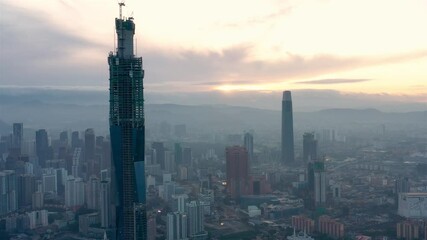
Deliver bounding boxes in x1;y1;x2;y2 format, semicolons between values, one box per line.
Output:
108;4;146;240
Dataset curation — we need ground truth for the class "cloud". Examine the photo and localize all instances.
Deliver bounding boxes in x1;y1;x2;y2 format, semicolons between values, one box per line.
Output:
1;1;427;92
193;80;255;86
142;46;427;90
221;7;293;28
295;78;372;85
0;2;108;86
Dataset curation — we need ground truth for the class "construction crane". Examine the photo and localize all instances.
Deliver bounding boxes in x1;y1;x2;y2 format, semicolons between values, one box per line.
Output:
118;0;125;19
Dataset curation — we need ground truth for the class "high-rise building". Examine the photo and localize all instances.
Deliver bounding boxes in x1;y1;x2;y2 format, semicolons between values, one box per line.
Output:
32;180;44;209
108;4;146;239
303;132;317;162
35;129;50;167
175;143;183;166
182;148;192;167
72;148;82;178
314;160;327;207
12;123;23;153
281;91;294;164
186;201;207;240
84;129;95;161
226;146;249;199
42;168;57;194
17;174;36;208
71;131;81;149
59;131;69;147
86;176;100;210
65;176;85;208
171;194;188;213
85;128;96;177
166;212;188;240
165;150;175;173
100;179;111;228
0;170;17;215
152;142;166;170
243;132;254;163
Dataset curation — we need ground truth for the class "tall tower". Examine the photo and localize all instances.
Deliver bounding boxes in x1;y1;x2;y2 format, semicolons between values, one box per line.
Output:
108;3;146;240
281;91;294;164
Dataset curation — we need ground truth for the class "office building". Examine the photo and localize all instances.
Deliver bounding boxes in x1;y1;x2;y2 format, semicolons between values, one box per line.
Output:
17;174;36;208
303;132;317;162
71;131;81;149
35;129;50;167
175;143;183;166
72;147;82;178
85;128;97;177
108;4;146;239
12;123;23;153
85;129;95;162
226;146;249;199
32;181;44;209
183;147;192;166
100;179;111;228
152;142;166;170
244;132;254;163
314;160;327;207
59;131;68;147
165;150;175;173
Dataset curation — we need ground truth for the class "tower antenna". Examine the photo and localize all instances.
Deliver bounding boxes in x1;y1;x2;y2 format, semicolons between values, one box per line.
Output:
118;1;125;19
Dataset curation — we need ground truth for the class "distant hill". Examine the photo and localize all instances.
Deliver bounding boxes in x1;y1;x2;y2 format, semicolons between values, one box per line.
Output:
0;101;426;135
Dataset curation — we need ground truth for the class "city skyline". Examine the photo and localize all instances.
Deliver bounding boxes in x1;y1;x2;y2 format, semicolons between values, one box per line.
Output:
1;0;426;105
2;2;427;239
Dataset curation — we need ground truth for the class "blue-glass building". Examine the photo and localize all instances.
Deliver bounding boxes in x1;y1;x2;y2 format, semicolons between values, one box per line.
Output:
108;6;146;240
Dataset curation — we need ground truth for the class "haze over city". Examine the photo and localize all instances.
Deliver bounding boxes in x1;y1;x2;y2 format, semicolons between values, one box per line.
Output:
0;1;427;240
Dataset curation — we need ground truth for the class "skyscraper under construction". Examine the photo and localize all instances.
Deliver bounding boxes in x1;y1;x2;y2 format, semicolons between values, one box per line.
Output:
108;3;146;239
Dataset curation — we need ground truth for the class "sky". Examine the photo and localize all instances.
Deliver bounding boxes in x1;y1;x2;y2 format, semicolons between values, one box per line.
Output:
0;0;426;109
